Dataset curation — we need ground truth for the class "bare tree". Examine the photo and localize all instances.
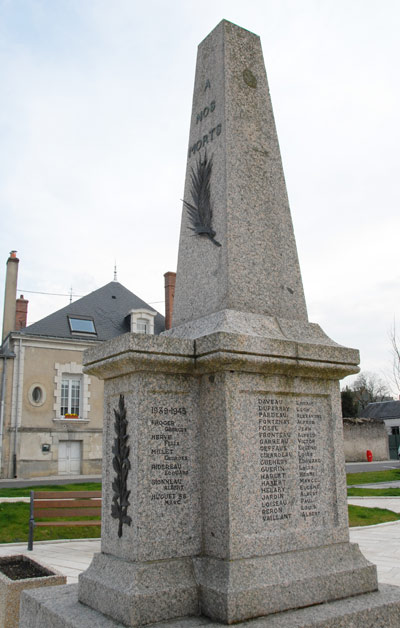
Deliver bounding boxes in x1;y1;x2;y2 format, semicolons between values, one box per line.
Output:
390;322;400;395
350;371;391;415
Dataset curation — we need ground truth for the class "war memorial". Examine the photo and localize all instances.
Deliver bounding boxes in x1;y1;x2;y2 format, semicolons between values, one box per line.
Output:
20;19;400;628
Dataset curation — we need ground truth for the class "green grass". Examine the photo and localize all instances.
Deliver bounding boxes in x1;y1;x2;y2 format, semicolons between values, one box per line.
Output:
0;488;398;541
0;501;100;544
0;483;102;543
348;504;400;527
348;487;400;497
0;482;101;498
347;469;400;486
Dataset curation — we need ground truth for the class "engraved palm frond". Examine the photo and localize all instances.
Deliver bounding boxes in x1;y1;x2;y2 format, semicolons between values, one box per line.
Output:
111;394;132;538
183;152;221;247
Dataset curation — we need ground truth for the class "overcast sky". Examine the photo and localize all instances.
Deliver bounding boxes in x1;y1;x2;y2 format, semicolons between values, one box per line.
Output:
1;0;399;391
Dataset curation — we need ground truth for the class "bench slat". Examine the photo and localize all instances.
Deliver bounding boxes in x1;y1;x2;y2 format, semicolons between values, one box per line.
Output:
35;520;101;527
35;499;101;509
33;491;101;499
35;507;101;518
28;490;102;550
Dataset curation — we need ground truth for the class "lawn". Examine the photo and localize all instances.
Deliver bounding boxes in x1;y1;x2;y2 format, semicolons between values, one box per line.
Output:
0;502;100;544
0;499;396;542
348;486;400;497
0;482;102;543
1;479;399;541
347;469;400;486
0;482;101;498
348;504;400;527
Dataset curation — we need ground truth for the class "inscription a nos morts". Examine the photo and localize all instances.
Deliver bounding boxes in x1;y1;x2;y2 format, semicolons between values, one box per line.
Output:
188;123;222;158
196;100;216;124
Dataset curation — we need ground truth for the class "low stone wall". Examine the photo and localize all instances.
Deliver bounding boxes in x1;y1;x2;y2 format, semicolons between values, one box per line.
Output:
17;458;102;479
343;418;389;462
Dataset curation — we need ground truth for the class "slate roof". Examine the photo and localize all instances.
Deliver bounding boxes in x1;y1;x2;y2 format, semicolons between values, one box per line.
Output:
363;401;400;420
22;281;165;341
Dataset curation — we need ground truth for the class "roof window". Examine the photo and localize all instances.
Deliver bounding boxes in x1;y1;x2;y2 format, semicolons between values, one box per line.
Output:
68;317;97;334
128;309;156;335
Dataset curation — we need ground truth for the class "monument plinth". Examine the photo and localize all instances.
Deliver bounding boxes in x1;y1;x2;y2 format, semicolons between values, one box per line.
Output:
20;19;400;628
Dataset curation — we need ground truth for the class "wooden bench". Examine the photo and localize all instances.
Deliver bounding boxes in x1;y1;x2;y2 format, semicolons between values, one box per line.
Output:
28;490;101;550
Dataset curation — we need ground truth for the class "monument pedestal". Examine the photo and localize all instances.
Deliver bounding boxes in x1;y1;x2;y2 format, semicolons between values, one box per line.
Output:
21;325;400;627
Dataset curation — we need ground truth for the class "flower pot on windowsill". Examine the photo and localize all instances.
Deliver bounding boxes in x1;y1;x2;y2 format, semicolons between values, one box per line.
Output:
0;555;66;627
64;414;79;419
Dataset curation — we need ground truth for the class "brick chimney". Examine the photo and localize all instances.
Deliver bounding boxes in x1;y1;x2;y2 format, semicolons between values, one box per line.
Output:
164;271;176;331
2;250;19;342
15;294;28;330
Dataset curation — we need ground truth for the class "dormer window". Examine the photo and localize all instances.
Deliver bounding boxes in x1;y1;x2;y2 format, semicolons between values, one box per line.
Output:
137;318;149;334
68;317;97;335
128;309;156;335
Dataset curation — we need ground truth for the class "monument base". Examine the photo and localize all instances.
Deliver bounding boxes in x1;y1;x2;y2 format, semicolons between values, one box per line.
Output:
193;543;377;623
70;542;377;626
78;553;198;626
20;583;400;627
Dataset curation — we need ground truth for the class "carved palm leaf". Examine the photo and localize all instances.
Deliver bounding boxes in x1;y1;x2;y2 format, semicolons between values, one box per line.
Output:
183;152;221;246
111;394;132;538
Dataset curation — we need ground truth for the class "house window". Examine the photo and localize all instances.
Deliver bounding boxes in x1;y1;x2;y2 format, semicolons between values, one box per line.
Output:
61;376;81;416
68;317;96;334
128;308;156;335
28;383;46;407
54;362;91;421
137;318;149;334
32;387;42;403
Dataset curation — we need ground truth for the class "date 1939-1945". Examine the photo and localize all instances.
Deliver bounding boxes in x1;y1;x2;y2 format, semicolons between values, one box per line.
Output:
151;407;187;416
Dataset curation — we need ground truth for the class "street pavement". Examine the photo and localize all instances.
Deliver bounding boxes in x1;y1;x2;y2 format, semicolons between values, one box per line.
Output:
350;519;400;587
351;481;400;488
348;494;400;586
0;539;100;583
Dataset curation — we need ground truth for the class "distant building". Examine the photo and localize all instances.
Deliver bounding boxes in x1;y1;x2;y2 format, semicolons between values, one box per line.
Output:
363;401;400;459
342;417;389;462
0;251;168;479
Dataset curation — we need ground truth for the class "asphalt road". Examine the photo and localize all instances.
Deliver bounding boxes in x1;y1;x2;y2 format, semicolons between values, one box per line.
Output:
346;460;400;473
0;474;101;489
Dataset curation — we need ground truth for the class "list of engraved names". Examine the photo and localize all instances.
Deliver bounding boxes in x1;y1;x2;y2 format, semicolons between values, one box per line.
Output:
149;405;189;507
258;395;324;523
258;397;291;522
297;398;322;520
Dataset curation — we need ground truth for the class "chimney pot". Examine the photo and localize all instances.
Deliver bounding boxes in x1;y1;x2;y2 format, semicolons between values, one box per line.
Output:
16;294;29;330
164;271;176;331
2;250;20;340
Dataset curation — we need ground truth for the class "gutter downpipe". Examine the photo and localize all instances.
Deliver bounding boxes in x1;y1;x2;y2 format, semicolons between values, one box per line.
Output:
0;354;7;474
12;335;22;478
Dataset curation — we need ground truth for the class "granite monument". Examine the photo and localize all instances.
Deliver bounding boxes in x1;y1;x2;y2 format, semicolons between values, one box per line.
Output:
20;18;400;628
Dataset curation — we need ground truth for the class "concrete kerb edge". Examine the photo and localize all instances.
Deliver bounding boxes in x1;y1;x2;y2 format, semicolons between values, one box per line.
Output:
350;520;400;531
0;538;100;548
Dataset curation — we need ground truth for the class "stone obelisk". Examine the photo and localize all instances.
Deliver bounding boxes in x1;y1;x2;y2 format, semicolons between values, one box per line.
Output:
20;19;400;628
172;20;307;333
